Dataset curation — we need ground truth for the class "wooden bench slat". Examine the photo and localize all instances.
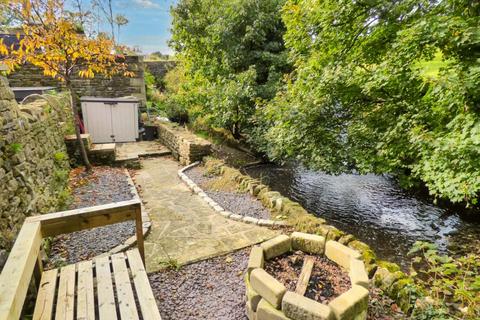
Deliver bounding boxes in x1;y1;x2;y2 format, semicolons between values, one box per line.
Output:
77;261;95;320
127;249;162;320
95;256;118;320
32;269;58;320
111;253;139;320
55;264;76;320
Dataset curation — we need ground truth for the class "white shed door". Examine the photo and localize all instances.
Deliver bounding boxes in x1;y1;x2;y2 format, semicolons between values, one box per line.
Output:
111;103;137;142
83;102;113;143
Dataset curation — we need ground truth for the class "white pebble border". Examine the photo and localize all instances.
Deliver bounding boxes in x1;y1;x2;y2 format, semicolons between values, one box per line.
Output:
93;169;152;259
178;162;287;227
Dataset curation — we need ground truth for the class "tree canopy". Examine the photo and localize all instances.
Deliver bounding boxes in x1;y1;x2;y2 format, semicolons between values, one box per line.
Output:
169;0;290;139
168;0;480;205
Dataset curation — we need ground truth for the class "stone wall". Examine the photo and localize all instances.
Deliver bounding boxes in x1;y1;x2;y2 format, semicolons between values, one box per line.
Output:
145;60;177;81
156;121;211;165
0;77;71;255
7;55;146;106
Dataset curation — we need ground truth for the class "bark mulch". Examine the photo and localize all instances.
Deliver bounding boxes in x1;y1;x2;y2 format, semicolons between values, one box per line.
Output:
264;251;351;304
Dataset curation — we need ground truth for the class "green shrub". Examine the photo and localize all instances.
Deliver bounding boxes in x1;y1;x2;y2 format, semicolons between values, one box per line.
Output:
406;241;480;318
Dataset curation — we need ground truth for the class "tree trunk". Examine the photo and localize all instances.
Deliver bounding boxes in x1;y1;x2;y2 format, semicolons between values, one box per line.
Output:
66;81;92;171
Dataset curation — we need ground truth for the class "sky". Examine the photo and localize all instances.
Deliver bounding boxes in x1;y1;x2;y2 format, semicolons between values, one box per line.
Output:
84;0;177;55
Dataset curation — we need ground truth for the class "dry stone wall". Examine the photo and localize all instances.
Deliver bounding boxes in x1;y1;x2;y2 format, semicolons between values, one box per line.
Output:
156;121;212;165
0;76;71;257
7;55;146;106
145;60;176;81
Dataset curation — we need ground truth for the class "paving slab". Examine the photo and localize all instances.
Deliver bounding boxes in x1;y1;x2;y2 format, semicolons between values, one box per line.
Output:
115;141;171;161
134;157;278;272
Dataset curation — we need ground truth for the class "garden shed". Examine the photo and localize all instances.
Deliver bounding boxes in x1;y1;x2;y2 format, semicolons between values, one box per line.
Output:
81;96;140;143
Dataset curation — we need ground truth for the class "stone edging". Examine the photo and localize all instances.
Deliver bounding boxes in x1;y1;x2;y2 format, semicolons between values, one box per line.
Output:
93;169;152;259
178;162;287;227
246;233;369;320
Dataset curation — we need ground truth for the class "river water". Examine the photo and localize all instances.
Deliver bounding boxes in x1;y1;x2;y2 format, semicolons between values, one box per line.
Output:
245;164;480;267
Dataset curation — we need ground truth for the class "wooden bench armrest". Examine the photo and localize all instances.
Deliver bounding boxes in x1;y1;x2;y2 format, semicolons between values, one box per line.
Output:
26;199;142;237
0;199;144;320
0;222;42;320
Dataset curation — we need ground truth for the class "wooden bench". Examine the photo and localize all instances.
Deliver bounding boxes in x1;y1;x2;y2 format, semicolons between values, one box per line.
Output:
0;199;162;320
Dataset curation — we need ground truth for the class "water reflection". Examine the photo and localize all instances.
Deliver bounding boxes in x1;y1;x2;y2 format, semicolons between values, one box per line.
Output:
246;164;480;267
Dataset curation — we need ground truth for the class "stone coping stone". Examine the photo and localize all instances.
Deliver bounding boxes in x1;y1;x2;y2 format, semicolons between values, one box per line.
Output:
248;245;265;275
250;268;287;309
178;162;287;227
325;240;362;270
257;299;291;320
245;273;262;312
291;232;326;255
329;285;369;320
261;235;292;260
349;259;369;289
246;234;369;320
282;291;333;320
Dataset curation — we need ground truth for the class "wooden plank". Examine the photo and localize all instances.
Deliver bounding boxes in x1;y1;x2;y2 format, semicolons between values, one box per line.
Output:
32;269;58;320
295;257;315;296
26;200;141;237
77;261;95;320
134;206;145;263
55;264;76;320
111;253;139;320
126;249;162;320
0;221;42;320
96;256;118;320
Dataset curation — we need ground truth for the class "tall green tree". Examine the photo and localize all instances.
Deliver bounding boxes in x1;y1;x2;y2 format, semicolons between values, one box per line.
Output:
170;0;290;139
262;0;480;204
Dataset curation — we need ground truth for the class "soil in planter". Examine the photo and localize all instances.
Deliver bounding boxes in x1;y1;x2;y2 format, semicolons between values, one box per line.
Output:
264;251;351;303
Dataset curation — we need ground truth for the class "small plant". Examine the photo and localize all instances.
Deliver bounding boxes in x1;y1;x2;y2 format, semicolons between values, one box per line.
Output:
9;143;23;154
158;258;182;271
407;241;480;319
53;151;67;162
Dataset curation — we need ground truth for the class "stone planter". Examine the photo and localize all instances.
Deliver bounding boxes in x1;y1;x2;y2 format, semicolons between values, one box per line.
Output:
245;233;369;320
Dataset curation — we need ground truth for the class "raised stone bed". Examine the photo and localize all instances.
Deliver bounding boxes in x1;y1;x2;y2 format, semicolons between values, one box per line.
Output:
245;233;369;320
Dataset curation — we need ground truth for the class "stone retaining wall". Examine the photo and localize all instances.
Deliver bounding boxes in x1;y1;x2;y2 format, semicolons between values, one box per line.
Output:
0;77;71;255
144;60;177;82
64;134;115;166
7;55;146;106
246;234;369;320
209;160;416;314
156;121;211;165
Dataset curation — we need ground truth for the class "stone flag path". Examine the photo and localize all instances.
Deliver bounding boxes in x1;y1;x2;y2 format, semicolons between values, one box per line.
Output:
134;157;278;272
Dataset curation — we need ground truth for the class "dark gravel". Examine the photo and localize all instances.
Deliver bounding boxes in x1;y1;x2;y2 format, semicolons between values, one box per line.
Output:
186;166;271;220
149;249;249;320
48;167;135;267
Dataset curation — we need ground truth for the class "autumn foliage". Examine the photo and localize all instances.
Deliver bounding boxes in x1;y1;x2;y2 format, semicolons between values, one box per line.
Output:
0;0;134;170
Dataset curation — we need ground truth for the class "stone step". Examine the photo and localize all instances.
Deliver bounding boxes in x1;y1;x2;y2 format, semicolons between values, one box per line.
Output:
90;143;116;154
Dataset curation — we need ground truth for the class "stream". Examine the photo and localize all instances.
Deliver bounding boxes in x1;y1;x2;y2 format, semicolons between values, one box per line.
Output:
245;164;480;268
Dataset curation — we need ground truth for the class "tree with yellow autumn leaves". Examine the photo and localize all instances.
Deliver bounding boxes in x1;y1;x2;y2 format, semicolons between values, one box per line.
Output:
0;0;133;170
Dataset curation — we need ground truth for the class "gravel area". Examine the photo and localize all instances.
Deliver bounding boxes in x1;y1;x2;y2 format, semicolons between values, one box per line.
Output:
48;167;135;267
149;248;249;320
186;166;271;220
265;251;351;303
